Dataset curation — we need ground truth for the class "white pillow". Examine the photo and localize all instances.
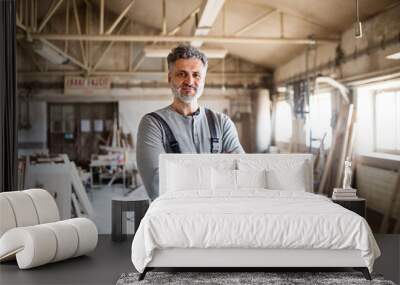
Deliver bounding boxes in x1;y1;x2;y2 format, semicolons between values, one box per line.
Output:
266;163;307;191
211;168;236;190
237;158;309;191
167;162;212;191
236;169;267;189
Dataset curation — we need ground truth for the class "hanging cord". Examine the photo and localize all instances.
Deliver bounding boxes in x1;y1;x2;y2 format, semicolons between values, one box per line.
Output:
356;0;360;23
355;0;363;38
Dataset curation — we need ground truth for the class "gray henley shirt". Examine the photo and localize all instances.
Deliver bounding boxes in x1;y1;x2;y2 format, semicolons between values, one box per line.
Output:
136;105;244;200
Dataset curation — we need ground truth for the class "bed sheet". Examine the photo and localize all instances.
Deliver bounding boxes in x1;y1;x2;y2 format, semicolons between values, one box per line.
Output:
131;190;380;273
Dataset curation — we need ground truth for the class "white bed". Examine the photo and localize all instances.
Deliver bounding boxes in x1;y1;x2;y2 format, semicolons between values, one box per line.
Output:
131;154;380;280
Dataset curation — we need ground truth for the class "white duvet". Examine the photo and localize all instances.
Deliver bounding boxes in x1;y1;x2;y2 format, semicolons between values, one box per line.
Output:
131;190;380;273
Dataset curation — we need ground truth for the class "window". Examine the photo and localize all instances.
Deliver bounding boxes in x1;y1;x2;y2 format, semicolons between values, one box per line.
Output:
274;100;292;143
306;92;332;148
374;89;400;154
356;80;400;155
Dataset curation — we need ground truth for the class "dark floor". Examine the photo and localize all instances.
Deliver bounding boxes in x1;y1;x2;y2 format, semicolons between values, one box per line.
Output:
366;208;399;233
0;234;399;285
0;235;134;285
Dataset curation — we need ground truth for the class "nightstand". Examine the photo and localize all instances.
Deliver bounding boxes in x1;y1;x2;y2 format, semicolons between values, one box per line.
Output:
111;189;150;242
331;197;366;218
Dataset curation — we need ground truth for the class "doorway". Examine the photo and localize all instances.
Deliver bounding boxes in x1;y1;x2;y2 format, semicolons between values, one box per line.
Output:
47;102;118;168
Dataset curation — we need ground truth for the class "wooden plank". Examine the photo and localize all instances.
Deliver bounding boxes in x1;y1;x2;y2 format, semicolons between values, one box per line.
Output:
318;106;347;194
346;122;357;162
16;16;27;31
167;6;200;36
93;18;129;71
19;0;23;25
64;0;70;53
72;0;87;65
313;132;327;173
71;192;83;217
105;0;135;35
41;39;88;71
20;33;338;45
64;155;95;219
24;158;72;220
233;9;275;36
71;162;95;218
38;0;64;33
335;104;355;188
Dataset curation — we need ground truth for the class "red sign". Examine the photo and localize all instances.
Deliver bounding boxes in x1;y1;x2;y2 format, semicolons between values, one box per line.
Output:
64;76;111;95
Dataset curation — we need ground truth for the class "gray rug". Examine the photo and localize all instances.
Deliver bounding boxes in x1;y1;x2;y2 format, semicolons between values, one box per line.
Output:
116;271;396;285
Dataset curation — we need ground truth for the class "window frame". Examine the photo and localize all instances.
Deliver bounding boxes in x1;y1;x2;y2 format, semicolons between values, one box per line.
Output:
306;91;333;150
372;87;400;155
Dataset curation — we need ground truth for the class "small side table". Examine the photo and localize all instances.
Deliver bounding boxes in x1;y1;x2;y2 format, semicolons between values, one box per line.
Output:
112;189;150;242
331;197;366;218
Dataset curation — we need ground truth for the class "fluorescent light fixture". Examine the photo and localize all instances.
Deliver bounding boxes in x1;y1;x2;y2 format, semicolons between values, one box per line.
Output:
143;46;228;59
386;51;400;60
32;40;68;65
277;86;287;93
191;0;225;47
354;21;363;38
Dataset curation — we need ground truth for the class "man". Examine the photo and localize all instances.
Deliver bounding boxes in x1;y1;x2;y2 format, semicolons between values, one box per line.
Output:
136;44;244;200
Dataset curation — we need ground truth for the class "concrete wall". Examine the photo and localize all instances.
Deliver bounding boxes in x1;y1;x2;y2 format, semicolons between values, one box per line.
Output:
18;87;250;153
18;101;47;146
118;99;169;141
274;6;400;84
118;96;231;146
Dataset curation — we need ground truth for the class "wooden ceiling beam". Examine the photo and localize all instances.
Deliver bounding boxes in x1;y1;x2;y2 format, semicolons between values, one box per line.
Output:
168;6;200;36
21;33;339;45
93;18;130;71
239;0;341;35
38;0;64;33
40;39;89;71
105;0;135;35
72;0;87;65
18;70;269;77
233;8;276;36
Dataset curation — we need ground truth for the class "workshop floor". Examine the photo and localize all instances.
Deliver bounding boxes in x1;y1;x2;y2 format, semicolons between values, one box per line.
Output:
0;235;134;285
1;235;398;285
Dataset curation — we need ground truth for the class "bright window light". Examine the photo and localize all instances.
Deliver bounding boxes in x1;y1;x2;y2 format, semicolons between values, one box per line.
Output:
307;93;332;148
374;90;400;153
386;52;400;60
356;80;400;155
275;101;292;143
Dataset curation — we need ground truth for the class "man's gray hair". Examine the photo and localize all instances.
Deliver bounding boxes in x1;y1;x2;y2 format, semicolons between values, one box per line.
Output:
167;44;208;70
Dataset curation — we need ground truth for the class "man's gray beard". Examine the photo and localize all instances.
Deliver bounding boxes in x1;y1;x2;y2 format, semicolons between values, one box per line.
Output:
172;85;204;104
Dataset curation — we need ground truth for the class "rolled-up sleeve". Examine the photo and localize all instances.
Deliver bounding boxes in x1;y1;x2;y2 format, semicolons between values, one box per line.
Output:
136;115;165;200
221;115;245;154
